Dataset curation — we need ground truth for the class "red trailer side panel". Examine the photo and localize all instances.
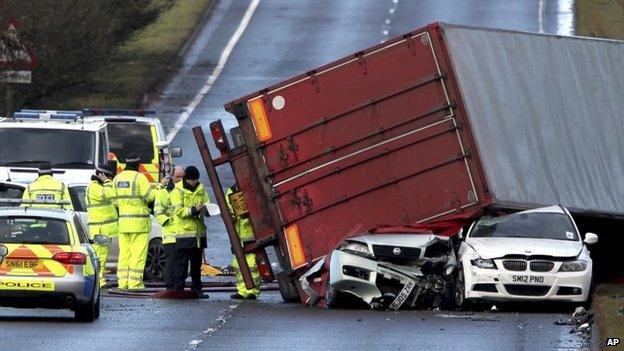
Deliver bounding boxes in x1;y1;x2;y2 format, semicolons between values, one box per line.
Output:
226;24;489;271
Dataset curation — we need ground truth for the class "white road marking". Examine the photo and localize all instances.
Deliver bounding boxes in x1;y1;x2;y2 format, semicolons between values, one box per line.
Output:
380;0;399;43
186;303;240;350
166;0;262;142
539;0;575;35
538;0;545;33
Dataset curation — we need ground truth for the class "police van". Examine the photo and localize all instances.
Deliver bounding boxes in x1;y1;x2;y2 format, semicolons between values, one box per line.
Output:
0;110;109;185
82;109;182;184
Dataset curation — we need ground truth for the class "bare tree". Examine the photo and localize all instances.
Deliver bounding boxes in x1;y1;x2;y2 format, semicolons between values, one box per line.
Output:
0;0;172;114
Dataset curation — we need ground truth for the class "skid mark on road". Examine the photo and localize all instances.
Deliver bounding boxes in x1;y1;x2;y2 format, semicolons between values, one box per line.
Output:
186;302;241;350
167;0;262;141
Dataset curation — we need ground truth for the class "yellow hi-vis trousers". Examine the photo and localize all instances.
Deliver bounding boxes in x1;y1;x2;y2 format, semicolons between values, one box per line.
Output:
117;233;149;289
93;240;110;287
231;253;261;298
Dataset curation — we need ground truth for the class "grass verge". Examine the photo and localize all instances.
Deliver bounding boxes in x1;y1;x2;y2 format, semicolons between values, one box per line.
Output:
576;0;624;39
65;0;213;108
593;283;624;349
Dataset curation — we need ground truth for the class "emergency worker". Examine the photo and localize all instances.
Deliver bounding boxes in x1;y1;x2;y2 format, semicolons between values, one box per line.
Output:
22;163;73;210
225;183;260;299
114;154;155;290
170;166;209;296
85;162;118;287
154;166;184;290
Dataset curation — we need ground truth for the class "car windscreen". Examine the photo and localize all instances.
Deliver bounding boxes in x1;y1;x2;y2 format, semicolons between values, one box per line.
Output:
107;123;155;163
470;212;579;241
0;217;70;245
0;128;96;169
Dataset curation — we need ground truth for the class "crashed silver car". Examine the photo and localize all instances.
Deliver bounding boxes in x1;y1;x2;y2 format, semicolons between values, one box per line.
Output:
325;232;457;310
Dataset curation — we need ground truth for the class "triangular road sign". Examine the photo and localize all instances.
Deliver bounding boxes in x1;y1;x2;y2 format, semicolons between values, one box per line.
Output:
0;19;38;69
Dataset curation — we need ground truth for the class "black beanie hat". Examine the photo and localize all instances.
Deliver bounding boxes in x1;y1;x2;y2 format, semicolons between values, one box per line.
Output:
125;154;141;164
38;162;53;175
184;166;200;180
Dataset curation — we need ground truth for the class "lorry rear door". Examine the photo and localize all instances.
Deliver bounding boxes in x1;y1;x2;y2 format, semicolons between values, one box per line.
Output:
225;26;487;272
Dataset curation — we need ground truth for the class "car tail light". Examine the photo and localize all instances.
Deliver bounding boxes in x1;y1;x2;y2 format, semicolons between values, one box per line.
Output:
52;252;87;265
284;224;306;269
209;120;230;154
247;98;272;142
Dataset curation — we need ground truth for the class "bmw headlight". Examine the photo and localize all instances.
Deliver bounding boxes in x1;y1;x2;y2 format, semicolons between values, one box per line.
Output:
340;241;372;257
558;260;588;272
470;258;497;269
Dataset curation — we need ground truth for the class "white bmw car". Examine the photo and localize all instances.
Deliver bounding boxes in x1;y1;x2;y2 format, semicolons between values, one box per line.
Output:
455;205;597;306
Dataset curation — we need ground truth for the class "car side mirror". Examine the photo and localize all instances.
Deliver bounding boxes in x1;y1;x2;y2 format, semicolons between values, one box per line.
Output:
170;147;182;158
93;235;110;245
584;232;598;245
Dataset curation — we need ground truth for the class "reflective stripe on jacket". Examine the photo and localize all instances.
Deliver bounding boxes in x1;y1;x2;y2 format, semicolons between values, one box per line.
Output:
114;170;155;233
154;186;177;243
85;179;118;237
22;174;73;210
170;181;210;247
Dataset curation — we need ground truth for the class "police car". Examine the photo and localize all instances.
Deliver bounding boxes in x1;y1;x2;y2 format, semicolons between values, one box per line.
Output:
0;110;109;185
82;109;182;184
0;204;101;322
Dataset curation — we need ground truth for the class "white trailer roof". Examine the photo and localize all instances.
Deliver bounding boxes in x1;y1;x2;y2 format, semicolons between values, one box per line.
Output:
443;23;624;215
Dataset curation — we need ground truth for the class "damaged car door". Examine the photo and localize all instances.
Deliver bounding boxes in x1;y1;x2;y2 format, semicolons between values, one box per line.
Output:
325;232;457;310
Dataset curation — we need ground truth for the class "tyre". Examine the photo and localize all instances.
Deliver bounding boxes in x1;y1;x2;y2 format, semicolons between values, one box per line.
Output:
94;292;101;320
277;275;300;302
144;238;165;281
325;286;337;308
75;297;96;322
441;276;456;310
454;265;467;309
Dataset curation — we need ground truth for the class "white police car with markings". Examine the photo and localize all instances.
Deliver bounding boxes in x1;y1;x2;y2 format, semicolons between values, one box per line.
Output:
0;110;109;185
0;203;101;322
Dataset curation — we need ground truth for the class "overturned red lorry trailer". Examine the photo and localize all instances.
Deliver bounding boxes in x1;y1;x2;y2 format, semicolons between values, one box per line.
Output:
193;22;624;303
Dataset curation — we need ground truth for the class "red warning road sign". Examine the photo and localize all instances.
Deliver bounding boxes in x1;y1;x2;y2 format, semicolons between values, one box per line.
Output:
0;18;38;69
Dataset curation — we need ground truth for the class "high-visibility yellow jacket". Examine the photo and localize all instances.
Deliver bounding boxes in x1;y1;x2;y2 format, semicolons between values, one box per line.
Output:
22;174;73;210
85;177;118;237
113;170;155;234
225;187;254;242
171;181;210;248
154;186;177;244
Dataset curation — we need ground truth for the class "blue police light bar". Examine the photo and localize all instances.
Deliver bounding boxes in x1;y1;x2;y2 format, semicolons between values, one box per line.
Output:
13;111;82;121
49;113;80;120
12;112;39;119
20;109;83;115
82;108;156;117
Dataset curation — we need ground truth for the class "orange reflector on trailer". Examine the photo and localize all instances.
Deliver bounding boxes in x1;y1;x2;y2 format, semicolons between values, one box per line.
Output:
247;98;272;141
284;224;306;269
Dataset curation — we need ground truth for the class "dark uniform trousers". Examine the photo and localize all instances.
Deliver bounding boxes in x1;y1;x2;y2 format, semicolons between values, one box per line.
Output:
171;237;206;291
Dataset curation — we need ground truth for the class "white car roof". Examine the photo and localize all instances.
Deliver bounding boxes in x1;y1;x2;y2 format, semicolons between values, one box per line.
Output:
0;207;74;221
0;120;105;132
515;205;567;215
